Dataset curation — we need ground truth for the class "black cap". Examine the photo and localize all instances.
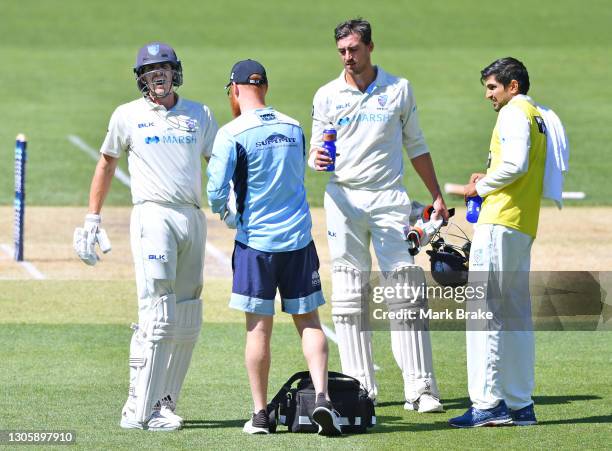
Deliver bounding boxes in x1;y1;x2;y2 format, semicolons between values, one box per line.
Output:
225;59;268;89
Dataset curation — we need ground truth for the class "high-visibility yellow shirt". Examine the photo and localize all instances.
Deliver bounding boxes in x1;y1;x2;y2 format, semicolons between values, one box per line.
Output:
478;96;547;237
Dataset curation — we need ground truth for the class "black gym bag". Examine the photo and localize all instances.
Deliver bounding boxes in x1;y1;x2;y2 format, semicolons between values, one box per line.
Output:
266;371;376;433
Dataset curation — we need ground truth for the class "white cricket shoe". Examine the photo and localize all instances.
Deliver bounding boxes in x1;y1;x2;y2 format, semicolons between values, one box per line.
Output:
120;406;181;431
161;397;184;425
404;394;444;413
146;411;182;432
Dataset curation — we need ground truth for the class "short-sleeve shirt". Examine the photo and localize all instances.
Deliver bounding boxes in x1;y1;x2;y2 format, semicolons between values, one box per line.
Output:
311;66;429;190
100;96;218;207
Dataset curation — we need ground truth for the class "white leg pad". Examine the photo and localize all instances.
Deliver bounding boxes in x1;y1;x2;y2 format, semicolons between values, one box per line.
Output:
124;294;177;423
386;266;439;402
331;265;378;399
163;298;202;409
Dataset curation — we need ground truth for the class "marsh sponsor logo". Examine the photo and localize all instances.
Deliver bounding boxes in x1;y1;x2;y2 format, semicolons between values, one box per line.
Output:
146;135;197;144
256;133;296;147
337;112;391;126
162;135;197;144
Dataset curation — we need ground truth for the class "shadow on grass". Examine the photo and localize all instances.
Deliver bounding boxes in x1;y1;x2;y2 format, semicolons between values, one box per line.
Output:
538;415;612;425
438;394;602;411
182;419;245;429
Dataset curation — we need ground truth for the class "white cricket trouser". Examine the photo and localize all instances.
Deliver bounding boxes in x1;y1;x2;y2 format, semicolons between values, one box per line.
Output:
131;202;206;303
324;183;413;271
127;202;205;420
467;223;534;410
325;183;439;400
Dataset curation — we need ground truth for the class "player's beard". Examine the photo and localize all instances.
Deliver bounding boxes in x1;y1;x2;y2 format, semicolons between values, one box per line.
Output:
230;91;241;118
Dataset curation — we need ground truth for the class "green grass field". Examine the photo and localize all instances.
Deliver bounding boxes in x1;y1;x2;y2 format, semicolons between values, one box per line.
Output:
2;280;611;449
1;0;612;206
1;1;612;449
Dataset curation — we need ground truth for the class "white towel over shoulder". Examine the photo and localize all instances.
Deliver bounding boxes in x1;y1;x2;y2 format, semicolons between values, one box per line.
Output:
537;104;569;209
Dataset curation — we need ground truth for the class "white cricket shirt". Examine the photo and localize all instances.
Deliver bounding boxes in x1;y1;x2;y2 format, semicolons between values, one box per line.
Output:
100;96;218;207
311;67;429;190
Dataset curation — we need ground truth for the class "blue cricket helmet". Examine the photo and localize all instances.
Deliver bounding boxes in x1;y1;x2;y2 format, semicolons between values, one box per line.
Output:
425;228;471;288
134;42;183;94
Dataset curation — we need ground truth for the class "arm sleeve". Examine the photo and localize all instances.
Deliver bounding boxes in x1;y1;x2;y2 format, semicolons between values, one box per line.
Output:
476;105;531;197
310;88;330;150
401;82;429;159
100;107;128;158
200;106;219;158
206;128;237;215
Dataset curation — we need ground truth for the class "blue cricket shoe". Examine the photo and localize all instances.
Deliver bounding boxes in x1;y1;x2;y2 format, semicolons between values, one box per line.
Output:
449;400;513;428
510;403;537;426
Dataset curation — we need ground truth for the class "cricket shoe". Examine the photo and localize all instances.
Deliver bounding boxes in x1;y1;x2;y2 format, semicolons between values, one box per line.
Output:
404;394;444;413
160;396;184;425
120;409;181;432
243;409;270;434
448;400;513;428
510;403;537;426
312;394;342;436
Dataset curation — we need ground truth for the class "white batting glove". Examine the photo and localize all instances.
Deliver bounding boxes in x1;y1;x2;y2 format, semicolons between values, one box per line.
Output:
73;213;112;266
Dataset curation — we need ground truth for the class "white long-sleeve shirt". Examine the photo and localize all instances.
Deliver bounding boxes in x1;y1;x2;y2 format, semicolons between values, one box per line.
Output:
310;67;429;190
476;95;532;196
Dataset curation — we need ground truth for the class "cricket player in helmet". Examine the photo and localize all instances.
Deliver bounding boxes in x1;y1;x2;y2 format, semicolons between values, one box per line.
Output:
309;18;449;413
73;41;218;431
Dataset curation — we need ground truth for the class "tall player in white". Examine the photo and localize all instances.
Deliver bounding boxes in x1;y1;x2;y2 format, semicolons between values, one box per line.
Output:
309;19;449;413
73;42;218;431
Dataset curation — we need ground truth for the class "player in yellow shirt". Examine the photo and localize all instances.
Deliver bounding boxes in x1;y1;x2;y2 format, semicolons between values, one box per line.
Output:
450;57;546;428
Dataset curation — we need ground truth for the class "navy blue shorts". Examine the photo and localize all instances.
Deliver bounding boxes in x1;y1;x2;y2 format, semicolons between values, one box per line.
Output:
229;240;325;316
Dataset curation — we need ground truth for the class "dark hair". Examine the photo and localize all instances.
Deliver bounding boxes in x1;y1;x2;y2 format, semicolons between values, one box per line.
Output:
480;57;530;94
334;18;372;44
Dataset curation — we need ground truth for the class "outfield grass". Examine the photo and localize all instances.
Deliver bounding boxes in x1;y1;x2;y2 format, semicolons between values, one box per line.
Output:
1;0;611;206
1;280;610;449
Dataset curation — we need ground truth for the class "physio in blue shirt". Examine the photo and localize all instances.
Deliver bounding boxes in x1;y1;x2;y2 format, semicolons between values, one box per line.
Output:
206;59;341;436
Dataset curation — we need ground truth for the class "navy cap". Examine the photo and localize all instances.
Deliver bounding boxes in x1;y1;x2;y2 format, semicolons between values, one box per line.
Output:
225;59;268;88
134;42;180;74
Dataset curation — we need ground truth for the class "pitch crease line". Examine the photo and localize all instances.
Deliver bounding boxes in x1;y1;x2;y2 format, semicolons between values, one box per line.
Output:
67;134;231;268
0;243;46;280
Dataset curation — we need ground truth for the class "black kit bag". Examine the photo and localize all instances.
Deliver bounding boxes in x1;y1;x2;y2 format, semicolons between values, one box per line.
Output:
266;371;376;433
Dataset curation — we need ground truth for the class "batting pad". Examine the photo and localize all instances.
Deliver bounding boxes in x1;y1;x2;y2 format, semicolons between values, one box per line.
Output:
163;298;202;408
386;266;439;402
128;294;177;423
331;265;378;400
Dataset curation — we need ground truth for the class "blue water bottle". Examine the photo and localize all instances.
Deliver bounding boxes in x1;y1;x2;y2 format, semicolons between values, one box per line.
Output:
322;127;337;172
466;195;482;223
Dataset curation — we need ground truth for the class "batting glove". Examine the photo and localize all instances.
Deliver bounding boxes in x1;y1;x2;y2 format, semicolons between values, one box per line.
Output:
73;213;112;266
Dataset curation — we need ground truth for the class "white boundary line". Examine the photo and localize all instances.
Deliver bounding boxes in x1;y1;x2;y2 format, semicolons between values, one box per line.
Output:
67;134;231;268
0;244;46;280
